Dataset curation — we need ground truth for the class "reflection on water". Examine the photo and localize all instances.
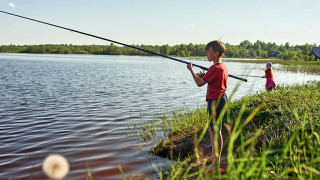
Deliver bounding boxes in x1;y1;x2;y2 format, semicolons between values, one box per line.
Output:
0;53;319;179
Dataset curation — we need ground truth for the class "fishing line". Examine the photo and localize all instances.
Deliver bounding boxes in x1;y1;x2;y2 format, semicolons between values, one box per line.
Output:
232;75;262;78
0;11;247;82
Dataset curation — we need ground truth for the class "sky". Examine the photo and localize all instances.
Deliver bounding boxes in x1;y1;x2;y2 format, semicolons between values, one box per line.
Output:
0;0;319;46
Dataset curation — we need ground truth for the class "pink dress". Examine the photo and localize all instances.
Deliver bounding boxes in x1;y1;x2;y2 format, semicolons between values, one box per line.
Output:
265;69;276;89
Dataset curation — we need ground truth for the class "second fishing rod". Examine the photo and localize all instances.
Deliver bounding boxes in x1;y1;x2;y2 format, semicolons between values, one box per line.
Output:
0;11;247;82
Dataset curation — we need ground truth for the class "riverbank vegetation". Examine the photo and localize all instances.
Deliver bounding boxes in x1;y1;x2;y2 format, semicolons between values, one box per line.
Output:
1;40;318;61
132;81;320;179
224;59;320;74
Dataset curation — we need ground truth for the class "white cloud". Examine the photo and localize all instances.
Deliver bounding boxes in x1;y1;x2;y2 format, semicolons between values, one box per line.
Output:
8;3;16;8
190;24;196;27
307;30;313;33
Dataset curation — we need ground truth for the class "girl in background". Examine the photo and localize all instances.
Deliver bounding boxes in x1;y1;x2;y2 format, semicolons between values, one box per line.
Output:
262;62;277;91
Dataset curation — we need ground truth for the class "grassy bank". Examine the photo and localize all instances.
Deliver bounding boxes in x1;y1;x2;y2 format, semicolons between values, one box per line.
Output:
224;59;320;74
142;81;320;179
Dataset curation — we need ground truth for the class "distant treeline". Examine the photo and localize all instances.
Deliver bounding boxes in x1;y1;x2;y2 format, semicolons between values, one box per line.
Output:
0;40;318;61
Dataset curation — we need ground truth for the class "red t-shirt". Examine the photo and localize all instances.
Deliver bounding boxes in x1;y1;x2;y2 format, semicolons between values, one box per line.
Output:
202;63;228;100
265;69;272;78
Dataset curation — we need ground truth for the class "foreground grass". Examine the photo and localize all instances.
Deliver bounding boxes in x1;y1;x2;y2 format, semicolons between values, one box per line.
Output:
224;59;320;74
143;81;320;179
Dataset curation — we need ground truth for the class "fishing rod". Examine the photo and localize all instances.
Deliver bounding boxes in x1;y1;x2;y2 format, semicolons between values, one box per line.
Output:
0;11;247;82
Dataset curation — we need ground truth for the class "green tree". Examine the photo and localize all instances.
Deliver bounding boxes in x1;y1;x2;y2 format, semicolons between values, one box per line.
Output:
240;40;252;49
239;48;248;57
160;44;170;56
249;48;256;57
281;51;299;61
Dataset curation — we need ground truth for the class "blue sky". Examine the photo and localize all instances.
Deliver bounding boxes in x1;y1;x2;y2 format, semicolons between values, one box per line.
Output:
0;0;319;46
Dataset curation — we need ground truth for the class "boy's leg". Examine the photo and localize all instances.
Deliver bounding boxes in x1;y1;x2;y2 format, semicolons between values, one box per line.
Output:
208;126;215;162
208;127;223;163
213;94;227;162
207;99;216;162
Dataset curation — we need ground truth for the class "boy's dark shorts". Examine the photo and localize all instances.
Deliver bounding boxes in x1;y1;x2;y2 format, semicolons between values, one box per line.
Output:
207;94;228;131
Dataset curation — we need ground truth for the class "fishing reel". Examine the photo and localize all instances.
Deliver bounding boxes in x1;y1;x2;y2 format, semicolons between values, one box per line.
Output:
197;71;205;78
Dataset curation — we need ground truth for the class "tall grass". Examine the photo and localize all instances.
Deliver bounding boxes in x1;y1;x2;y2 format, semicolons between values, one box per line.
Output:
141;81;320;179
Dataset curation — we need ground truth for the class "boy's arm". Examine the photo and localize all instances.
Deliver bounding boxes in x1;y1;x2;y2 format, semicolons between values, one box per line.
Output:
187;63;206;87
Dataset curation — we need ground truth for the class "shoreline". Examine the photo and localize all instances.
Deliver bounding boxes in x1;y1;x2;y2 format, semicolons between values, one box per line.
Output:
2;52;319;76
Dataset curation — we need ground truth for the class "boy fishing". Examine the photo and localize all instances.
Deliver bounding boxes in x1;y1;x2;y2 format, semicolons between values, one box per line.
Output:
187;40;228;164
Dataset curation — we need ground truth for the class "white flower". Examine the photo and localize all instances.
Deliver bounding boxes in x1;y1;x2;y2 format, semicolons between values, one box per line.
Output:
42;154;69;179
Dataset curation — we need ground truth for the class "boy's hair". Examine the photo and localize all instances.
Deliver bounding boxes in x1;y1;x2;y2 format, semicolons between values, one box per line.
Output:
205;40;226;57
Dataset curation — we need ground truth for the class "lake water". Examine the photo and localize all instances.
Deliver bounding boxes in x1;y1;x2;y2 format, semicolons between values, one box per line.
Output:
0;53;319;179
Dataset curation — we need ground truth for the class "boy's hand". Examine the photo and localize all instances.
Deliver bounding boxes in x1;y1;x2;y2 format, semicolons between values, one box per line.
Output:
197;71;205;78
187;62;193;70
